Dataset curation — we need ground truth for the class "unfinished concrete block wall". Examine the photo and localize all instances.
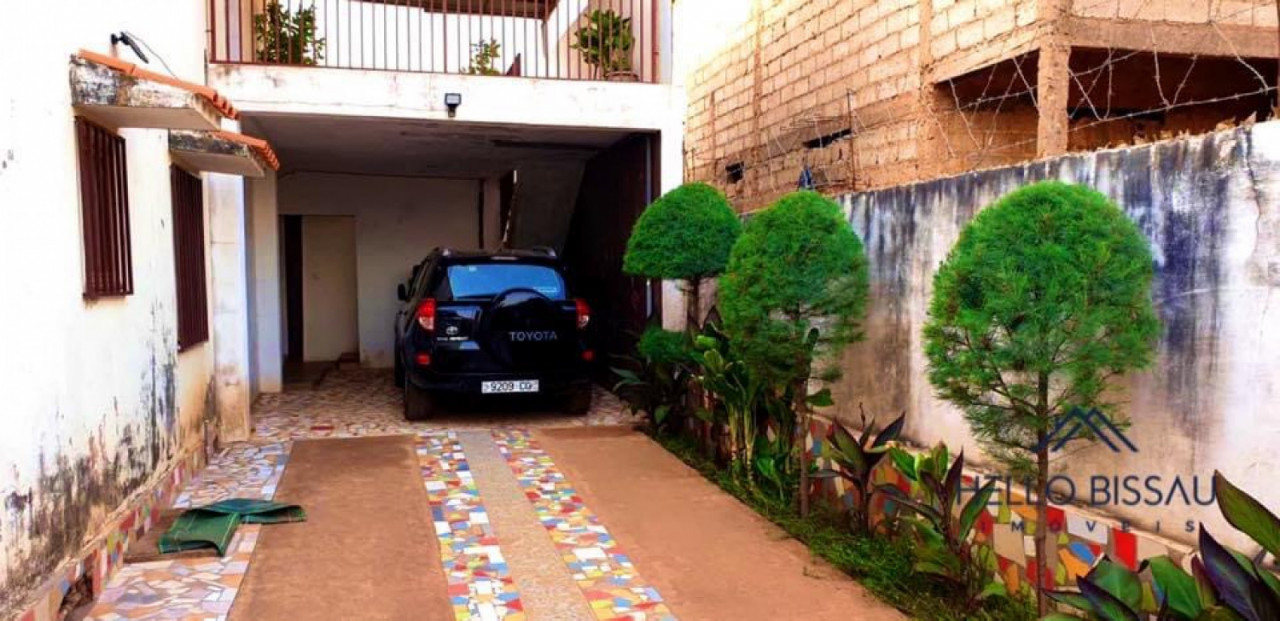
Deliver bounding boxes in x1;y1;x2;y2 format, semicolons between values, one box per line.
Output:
681;0;1279;211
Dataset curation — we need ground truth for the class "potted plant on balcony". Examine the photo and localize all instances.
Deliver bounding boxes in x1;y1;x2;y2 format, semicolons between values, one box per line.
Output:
572;9;637;82
466;39;502;76
254;1;326;65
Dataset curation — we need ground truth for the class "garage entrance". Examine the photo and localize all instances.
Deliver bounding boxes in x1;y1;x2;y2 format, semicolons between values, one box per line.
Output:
247;114;660;389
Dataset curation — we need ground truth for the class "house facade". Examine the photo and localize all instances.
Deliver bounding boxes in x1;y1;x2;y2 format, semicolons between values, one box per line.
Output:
0;0;681;617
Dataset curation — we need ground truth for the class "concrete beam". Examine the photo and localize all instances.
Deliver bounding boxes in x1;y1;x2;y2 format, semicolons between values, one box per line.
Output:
70;56;222;131
1064;17;1280;60
208;64;684;133
170;130;270;178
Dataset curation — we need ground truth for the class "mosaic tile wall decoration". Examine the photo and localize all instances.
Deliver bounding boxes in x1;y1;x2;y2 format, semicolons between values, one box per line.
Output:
492;429;677;621
804;416;1193;597
417;432;526;621
13;449;204;621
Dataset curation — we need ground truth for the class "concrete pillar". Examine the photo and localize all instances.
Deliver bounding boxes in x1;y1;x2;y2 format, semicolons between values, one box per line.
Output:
248;172;282;393
207;120;253;441
1036;0;1072;159
1036;43;1071;158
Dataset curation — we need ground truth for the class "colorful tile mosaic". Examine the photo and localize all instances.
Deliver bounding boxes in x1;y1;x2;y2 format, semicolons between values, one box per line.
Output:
42;369;639;621
251;369;640;442
492;429;677;621
416;432;526;621
13;449;204;621
805;415;1194;598
85;525;258;621
172;442;289;508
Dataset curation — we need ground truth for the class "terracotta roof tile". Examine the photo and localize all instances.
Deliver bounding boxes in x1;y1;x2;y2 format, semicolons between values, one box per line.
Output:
78;50;240;120
214;130;281;171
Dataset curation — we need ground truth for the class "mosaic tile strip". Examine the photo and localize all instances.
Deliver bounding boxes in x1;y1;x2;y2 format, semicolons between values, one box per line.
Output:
172;442;289;508
85;525;258;621
417;432;526;621
14;449;204;621
806;415;1194;598
492;430;676;621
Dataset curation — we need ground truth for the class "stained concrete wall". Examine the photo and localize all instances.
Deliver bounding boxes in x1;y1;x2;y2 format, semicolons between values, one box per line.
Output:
831;121;1280;546
278;173;488;367
0;0;215;615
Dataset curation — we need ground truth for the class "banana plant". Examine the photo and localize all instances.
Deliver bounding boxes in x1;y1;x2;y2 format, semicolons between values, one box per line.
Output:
880;449;1003;611
1044;471;1280;621
693;330;762;483
816;407;906;534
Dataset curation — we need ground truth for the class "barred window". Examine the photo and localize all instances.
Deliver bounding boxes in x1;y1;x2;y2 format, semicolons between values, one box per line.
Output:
170;166;209;350
75;117;133;297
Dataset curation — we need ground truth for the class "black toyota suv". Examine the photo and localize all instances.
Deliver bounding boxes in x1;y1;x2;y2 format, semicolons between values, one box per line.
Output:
393;248;593;420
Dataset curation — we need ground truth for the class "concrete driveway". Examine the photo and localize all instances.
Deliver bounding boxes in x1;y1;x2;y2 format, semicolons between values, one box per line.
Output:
87;370;903;621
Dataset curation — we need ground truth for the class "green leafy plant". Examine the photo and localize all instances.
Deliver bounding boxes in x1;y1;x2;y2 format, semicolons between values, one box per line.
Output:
923;181;1161;615
254;1;326;65
1043;556;1146;621
880;449;1002;612
624;182;741;335
720;190;870;516
571;9;635;77
692;325;763;483
466;39;502;75
816;408;905;534
1044;472;1280;621
612;326;691;430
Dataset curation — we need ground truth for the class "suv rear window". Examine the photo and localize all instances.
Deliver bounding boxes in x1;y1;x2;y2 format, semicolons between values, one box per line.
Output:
443;263;566;300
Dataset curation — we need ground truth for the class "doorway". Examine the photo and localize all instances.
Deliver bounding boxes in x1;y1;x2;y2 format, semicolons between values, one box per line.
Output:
281;215;359;376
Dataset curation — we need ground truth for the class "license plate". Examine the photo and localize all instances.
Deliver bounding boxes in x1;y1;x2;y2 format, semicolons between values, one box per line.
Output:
481;380;539;394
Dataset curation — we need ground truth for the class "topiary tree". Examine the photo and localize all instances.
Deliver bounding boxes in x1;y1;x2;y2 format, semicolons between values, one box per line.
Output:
922;180;1160;616
624;182;741;333
719;190;870;516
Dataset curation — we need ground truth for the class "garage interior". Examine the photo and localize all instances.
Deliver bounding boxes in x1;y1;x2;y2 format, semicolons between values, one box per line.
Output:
242;113;660;386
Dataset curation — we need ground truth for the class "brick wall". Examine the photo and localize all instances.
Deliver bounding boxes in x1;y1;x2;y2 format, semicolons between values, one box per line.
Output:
681;0;1279;211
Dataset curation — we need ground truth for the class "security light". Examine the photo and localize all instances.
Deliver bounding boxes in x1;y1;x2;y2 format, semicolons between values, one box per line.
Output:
444;93;462;118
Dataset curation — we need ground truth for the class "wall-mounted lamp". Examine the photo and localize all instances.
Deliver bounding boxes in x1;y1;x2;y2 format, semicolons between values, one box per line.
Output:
444;93;462;118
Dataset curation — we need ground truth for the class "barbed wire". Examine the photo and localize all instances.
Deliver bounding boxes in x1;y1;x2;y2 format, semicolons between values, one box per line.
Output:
683;0;1279;211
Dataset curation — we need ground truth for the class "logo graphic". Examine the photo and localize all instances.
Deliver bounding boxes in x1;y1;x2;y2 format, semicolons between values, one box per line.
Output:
1033;407;1138;453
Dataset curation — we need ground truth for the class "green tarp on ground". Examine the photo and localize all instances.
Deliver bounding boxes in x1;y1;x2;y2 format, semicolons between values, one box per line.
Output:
158;499;306;556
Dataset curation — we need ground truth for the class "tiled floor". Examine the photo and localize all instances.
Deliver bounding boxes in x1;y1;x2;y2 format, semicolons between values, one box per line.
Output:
494;430;676;621
86;369;652;621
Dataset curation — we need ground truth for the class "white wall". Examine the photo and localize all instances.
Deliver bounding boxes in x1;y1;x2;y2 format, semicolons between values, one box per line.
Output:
278;173;485;367
300;216;359;361
0;0;215;614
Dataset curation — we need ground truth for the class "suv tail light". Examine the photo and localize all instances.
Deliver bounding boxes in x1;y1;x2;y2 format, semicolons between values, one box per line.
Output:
575;298;590;330
416;298;437;332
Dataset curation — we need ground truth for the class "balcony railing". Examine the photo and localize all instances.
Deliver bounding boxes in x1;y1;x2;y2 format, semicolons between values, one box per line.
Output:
208;0;663;83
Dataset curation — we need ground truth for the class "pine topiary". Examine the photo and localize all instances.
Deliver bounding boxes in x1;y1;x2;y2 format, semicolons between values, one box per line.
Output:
624;183;741;331
623;182;741;281
922;180;1160;615
719;190;869;387
719;190;869;516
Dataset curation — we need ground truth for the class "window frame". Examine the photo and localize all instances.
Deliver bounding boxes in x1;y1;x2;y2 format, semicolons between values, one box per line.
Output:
75;116;134;298
170;165;209;351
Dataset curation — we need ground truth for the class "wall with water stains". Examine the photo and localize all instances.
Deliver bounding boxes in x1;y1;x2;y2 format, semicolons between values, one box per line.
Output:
0;2;215;616
831;121;1280;549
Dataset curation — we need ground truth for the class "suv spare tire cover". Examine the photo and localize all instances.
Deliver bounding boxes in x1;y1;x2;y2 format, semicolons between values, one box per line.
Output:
481;288;573;370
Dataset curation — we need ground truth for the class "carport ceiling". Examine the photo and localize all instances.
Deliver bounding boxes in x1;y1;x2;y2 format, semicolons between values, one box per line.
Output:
242;114;631;178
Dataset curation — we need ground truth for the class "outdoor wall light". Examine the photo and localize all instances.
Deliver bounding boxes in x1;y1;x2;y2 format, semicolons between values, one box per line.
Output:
444;93;462;118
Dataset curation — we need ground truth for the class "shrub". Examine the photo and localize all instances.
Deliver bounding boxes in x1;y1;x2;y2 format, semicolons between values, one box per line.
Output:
923;181;1160;615
624;182;741;330
612;326;691;430
720;190;870;514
